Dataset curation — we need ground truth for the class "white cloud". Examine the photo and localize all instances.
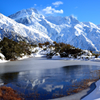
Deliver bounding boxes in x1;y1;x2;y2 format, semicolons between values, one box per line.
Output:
42;6;63;14
52;1;63;7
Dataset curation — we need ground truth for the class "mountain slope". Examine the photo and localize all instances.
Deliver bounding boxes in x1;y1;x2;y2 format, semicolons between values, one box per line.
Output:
9;8;100;51
0;13;52;44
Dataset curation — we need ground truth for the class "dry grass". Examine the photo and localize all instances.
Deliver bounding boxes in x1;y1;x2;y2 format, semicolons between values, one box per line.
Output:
66;79;98;95
0;86;23;100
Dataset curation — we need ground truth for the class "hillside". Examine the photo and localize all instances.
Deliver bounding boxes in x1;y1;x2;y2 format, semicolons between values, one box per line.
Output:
0;8;100;51
9;8;100;51
0;13;52;44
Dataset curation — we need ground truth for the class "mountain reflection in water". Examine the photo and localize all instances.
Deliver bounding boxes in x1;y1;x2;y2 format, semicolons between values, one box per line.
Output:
0;65;100;100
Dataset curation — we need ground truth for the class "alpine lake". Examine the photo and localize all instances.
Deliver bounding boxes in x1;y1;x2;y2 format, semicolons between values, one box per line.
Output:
0;57;100;100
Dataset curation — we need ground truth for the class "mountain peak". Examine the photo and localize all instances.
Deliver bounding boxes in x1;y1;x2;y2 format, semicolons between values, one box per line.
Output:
9;8;39;20
69;15;77;19
68;15;79;24
26;8;38;13
83;22;98;29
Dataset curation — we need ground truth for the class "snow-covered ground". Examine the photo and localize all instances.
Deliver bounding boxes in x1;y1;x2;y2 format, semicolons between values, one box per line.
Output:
50;88;90;100
81;80;100;100
0;53;34;63
0;47;100;63
0;59;8;63
0;53;8;63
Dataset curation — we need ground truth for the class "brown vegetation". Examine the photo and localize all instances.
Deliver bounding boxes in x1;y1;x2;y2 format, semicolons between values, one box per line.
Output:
0;86;23;100
67;79;97;94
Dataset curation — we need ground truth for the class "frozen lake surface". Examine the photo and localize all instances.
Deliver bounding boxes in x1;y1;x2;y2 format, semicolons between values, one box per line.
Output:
0;57;100;99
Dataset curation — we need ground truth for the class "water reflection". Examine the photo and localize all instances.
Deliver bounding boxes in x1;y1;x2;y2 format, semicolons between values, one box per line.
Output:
0;65;100;100
0;72;19;84
63;65;100;80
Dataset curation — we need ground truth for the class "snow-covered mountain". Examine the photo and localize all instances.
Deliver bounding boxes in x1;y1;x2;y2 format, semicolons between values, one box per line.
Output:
8;8;100;51
0;12;52;44
0;7;99;51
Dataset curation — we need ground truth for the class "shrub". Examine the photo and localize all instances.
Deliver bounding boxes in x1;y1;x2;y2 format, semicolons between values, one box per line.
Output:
59;42;66;47
48;45;53;49
43;48;47;51
73;54;77;58
60;52;68;57
46;51;55;59
86;57;89;60
44;42;50;46
0;37;32;60
31;44;37;47
51;42;83;58
38;43;43;48
32;49;38;53
95;54;99;58
0;56;3;60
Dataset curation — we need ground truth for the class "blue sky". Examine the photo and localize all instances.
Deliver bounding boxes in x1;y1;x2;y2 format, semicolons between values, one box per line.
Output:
0;0;100;25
